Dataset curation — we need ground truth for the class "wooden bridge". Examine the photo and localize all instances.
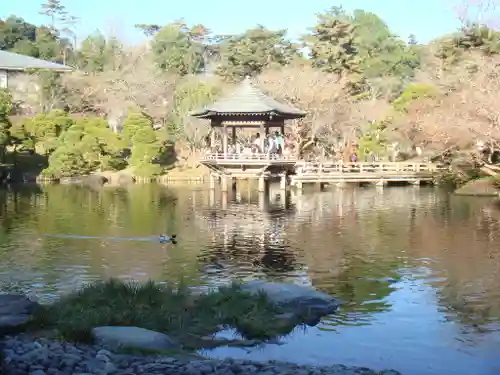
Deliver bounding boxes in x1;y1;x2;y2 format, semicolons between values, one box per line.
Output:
199;153;449;190
292;161;449;187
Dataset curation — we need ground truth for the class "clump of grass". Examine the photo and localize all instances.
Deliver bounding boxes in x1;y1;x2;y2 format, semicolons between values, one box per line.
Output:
33;279;296;348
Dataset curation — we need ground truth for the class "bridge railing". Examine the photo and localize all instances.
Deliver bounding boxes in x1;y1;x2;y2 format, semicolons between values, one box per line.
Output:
295;161;449;174
201;152;297;161
200;154;449;174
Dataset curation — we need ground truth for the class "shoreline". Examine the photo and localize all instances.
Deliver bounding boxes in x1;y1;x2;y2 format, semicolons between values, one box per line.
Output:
0;280;403;374
2;335;402;375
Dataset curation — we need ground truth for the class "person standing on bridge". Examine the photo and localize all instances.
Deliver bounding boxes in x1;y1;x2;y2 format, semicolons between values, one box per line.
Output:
275;131;284;155
253;133;262;153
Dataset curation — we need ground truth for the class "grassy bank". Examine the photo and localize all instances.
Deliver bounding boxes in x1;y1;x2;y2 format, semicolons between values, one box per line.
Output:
33;279;296;349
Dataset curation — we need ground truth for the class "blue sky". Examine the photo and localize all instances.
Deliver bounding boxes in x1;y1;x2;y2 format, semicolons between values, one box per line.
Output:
3;0;463;44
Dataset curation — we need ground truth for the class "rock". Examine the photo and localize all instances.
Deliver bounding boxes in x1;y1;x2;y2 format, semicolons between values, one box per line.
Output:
116;174;135;185
454;179;499;196
0;294;39;334
239;280;341;323
0;314;31;331
60;175;108;187
92;326;178;352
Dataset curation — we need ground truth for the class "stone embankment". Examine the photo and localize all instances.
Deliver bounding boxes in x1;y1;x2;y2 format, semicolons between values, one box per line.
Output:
2;336;401;375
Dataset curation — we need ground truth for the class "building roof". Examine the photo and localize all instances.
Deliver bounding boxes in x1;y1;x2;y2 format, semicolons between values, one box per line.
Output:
0;50;73;71
190;76;306;120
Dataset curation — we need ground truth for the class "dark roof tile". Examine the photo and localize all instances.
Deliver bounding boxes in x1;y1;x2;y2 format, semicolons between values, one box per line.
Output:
191;77;306;119
0;50;73;71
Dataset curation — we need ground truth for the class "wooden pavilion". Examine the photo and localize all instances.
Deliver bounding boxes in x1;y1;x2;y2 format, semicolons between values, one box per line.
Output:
191;77;306;191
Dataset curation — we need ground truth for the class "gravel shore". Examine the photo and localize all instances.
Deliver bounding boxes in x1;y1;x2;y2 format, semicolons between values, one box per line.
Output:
1;336;402;375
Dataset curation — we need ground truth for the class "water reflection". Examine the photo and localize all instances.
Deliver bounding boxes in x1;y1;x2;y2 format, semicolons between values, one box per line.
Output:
0;184;500;374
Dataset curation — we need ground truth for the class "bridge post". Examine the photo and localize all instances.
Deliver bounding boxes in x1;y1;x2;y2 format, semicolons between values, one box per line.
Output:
296;181;303;191
411;180;421;187
221;175;228;192
209;188;215;207
221;191;228;210
258;175;266;192
337;180;346;188
375;179;387;187
209;173;216;190
258;192;267;211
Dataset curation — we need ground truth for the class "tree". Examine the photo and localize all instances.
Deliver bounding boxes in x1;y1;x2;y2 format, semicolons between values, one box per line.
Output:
305;7;360;78
0;16;68;62
42;115;127;177
258;66;389;158
77;32;108;72
122;111;164;176
151;22;205;75
135;24;161;37
44;147;90;177
0;16;36;50
216;26;299;81
167;78;221;161
60;14;79;49
394;53;500;156
351;10;420;86
23;109;72;154
0;90;13;162
39;0;67;30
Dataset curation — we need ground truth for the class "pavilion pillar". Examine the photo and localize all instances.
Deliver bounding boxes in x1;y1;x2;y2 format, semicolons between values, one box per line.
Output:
222;124;228;155
280;174;287;190
231;127;236;146
259;123;265;151
210;128;215;149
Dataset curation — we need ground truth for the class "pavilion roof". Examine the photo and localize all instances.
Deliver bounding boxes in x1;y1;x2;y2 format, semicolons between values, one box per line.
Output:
0;50;73;71
190;76;306;120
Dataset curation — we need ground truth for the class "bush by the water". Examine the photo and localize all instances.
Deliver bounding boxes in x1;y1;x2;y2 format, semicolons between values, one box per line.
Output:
34;279;295;348
8;110;168;179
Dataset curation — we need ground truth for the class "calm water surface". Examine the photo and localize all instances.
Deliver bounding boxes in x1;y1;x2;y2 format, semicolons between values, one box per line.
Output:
1;183;500;375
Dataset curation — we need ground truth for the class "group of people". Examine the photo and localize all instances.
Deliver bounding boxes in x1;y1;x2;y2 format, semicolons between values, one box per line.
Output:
250;131;289;155
214;131;293;157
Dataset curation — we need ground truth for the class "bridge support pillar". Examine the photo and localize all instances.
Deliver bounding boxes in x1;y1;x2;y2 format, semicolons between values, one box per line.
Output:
209;173;216;190
375;180;387;187
221;191;228;210
411;180;421;187
209;188;215;207
221;175;228;192
280;174;287;190
258;175;266;192
295;181;303;191
337;181;347;188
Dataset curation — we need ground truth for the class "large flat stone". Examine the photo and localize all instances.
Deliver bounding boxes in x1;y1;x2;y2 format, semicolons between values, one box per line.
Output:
0;294;39;335
92;326;178;352
455;179;500;196
239;280;341;323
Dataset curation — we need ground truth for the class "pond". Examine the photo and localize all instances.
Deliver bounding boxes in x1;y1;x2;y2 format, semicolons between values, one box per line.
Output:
0;183;499;375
